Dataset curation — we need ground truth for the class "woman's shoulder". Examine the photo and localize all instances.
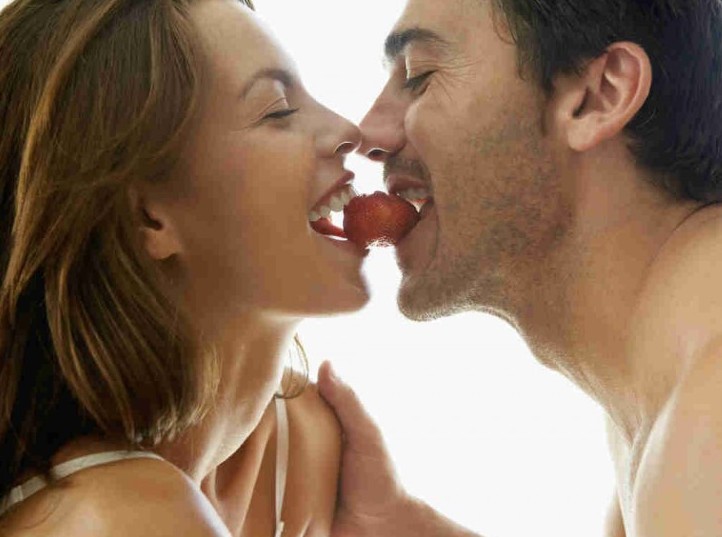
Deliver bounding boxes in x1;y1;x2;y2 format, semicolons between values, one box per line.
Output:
73;455;231;535
286;382;342;459
0;454;231;537
204;383;343;537
283;382;342;535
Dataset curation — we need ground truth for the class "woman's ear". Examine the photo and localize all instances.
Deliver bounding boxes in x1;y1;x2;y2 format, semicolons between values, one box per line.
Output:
128;185;183;261
551;41;652;152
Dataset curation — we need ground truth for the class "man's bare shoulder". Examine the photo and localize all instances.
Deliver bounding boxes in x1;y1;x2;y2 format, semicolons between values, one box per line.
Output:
651;206;722;304
630;206;722;383
633;338;722;537
3;457;231;537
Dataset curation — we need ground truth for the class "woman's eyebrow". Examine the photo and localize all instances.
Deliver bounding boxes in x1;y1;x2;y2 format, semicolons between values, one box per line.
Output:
240;68;294;99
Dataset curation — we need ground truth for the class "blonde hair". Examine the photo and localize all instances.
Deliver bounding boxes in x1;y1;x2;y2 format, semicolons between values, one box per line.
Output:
0;0;258;502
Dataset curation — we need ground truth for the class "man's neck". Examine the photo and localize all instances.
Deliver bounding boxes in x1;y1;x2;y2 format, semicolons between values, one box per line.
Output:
518;164;707;445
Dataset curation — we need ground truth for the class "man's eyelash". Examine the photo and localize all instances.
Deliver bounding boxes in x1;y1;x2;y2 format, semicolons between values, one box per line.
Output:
403;71;434;91
264;108;299;120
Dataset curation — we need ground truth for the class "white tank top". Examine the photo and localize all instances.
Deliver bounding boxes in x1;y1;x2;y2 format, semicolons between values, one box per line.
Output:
0;398;290;537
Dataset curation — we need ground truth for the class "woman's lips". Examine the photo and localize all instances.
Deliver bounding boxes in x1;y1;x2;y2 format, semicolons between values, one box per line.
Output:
310;217;346;239
309;172;356;219
308;183;357;228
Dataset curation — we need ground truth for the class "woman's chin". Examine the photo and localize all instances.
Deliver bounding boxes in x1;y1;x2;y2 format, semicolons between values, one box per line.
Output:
302;277;371;317
337;283;371;314
305;239;372;315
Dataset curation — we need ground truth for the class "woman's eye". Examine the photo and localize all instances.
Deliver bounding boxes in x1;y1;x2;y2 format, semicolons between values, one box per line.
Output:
263;108;299;120
403;71;434;93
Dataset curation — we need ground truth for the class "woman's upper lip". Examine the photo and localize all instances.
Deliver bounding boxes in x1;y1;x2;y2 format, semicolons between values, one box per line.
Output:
310;171;356;212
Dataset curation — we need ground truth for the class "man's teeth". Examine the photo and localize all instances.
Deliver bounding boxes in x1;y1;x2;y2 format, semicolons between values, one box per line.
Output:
397;187;431;201
308;185;357;222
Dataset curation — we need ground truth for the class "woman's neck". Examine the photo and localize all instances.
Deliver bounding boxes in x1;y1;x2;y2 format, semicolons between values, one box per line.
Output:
155;313;299;483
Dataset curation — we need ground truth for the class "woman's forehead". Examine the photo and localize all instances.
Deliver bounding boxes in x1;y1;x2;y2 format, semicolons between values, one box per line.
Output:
191;0;294;88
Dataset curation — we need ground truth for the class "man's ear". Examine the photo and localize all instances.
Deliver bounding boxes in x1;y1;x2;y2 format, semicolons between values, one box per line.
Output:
552;42;652;152
128;185;183;261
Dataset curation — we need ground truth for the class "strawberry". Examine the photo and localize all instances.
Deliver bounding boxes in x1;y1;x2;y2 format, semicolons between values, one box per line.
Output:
343;191;420;248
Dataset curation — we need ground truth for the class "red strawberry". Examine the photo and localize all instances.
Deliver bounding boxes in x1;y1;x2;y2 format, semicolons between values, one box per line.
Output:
343;191;420;248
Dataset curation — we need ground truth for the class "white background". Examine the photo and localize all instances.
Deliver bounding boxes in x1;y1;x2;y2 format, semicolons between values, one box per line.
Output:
0;1;616;535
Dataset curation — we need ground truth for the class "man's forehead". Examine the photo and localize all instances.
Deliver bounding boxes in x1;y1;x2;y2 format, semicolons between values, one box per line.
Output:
388;0;485;58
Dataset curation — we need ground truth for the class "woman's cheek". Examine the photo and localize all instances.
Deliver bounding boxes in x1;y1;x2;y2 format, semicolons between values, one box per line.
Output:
236;135;315;237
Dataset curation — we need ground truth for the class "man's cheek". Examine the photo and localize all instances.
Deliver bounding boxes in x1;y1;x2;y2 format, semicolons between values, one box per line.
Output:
405;103;454;159
405;102;442;156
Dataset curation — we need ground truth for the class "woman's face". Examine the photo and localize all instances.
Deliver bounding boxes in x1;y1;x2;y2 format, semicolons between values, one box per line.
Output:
152;0;369;321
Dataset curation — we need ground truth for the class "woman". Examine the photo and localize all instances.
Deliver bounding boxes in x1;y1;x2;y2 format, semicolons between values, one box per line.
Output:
0;0;369;535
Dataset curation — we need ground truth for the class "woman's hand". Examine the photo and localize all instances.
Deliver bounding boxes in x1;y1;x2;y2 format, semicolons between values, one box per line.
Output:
316;362;412;537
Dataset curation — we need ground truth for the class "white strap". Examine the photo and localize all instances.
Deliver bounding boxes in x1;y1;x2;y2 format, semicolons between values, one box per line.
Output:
274;398;289;537
0;450;164;516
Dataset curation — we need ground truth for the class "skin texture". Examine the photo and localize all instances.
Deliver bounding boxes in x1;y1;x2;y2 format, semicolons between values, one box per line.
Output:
360;0;565;323
140;0;365;506
0;1;364;536
0;386;341;537
201;386;342;537
316;0;722;537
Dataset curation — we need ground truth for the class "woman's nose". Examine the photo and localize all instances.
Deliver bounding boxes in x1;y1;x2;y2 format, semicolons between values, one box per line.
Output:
321;112;361;159
335;139;359;156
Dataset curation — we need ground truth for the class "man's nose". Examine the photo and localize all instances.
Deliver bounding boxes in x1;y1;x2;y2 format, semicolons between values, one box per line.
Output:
358;97;406;162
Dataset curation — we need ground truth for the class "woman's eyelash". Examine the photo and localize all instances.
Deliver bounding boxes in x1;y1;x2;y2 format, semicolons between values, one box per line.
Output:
403;71;434;92
264;108;299;120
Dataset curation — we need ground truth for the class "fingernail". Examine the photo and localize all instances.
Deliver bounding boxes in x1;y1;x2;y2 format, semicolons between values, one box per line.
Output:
327;362;340;383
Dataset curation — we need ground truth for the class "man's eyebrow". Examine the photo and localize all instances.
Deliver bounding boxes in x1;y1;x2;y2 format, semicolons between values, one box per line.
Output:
240;68;294;99
384;27;449;63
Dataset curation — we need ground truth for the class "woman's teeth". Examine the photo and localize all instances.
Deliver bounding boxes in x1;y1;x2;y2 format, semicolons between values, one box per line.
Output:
308;185;357;222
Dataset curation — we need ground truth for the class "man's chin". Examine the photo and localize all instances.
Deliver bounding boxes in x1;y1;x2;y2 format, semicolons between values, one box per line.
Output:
396;276;446;322
396;271;476;322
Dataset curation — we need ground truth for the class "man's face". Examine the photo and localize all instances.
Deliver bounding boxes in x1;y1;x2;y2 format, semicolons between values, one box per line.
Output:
360;0;571;321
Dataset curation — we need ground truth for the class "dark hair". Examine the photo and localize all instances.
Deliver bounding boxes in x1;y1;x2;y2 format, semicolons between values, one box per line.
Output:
493;0;722;202
0;0;259;509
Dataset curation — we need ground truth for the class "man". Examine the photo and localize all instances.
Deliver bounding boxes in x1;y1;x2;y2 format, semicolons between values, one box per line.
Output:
317;0;722;536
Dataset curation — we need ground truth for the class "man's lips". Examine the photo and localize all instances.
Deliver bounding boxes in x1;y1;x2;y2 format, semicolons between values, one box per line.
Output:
385;174;432;199
385;174;433;213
